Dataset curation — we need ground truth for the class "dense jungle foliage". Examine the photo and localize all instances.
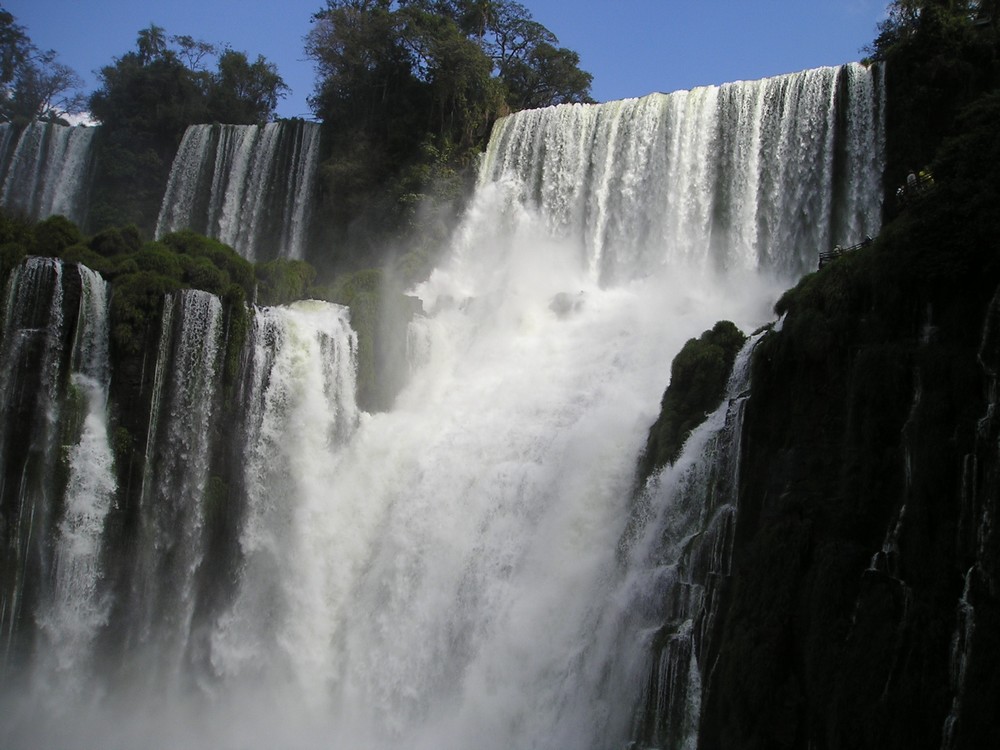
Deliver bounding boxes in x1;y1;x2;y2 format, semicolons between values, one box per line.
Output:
866;0;999;198
0;212;310;353
86;26;290;232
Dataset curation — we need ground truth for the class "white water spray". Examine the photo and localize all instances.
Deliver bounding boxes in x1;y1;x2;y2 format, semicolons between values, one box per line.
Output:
0;63;884;750
211;300;359;694
36;266;115;692
0;122;97;224
155;122;321;261
125;290;225;685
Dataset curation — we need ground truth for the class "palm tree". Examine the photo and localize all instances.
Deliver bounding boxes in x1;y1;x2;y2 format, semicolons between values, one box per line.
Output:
136;24;167;65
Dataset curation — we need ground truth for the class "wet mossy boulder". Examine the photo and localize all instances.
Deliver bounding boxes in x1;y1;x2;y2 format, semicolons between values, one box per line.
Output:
636;320;747;484
108;271;181;355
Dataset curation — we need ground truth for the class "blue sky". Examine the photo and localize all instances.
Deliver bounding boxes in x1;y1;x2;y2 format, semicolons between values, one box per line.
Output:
6;0;889;120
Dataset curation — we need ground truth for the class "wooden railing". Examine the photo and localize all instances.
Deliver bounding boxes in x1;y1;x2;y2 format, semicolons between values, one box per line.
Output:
819;235;874;269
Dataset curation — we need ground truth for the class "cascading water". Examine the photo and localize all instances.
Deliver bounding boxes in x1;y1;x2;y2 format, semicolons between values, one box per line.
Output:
942;288;1000;749
611;333;761;750
122;289;225;687
211;301;359;693
0;62;884;749
155;121;321;262
0;122;98;225
35;266;114;695
0;257;69;671
481;62;883;282
0;258;115;703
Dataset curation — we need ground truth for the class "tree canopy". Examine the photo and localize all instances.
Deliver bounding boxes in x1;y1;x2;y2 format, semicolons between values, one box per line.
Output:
304;0;593;266
0;7;85;125
866;0;997;58
86;24;290;232
306;0;592;129
89;25;289;132
863;0;1000;192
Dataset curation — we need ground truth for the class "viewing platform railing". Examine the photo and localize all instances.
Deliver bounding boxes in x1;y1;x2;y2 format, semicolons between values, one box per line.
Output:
819;235;874;269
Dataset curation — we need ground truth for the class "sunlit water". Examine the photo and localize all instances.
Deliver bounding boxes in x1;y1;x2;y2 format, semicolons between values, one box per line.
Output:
0;64;883;749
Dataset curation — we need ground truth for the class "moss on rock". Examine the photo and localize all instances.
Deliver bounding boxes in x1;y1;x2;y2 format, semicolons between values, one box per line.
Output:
636;320;747;484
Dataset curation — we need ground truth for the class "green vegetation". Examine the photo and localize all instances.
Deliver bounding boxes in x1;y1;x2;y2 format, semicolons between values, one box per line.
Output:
0;213;255;357
30;214;81;255
865;0;999;202
306;0;593;269
0;6;85;124
322;266;422;411
0;208;422;413
255;258;317;306
635;321;747;484
0;211;32;284
86;25;289;232
5;0;594;273
2;2;592;293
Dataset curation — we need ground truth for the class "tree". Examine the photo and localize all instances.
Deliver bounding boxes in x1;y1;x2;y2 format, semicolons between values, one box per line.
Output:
308;0;592;125
88;25;288;230
866;0;991;58
304;0;591;263
501;40;592;110
208;49;289;123
397;0;593;108
305;0;430;254
457;0;500;40
171;34;217;71
306;0;417;129
397;4;503;143
482;0;591;108
135;23;168;65
0;7;30;86
88;45;208;230
0;7;85;124
89;46;207;138
5;49;85;123
91;25;288;133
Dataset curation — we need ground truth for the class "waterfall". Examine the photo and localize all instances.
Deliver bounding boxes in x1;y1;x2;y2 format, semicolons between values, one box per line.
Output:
155;121;321;262
0;63;884;749
35;266;115;694
0;259;113;693
0;258;68;671
123;290;225;686
211;300;359;692
614;335;759;749
0;122;98;225
481;62;883;282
